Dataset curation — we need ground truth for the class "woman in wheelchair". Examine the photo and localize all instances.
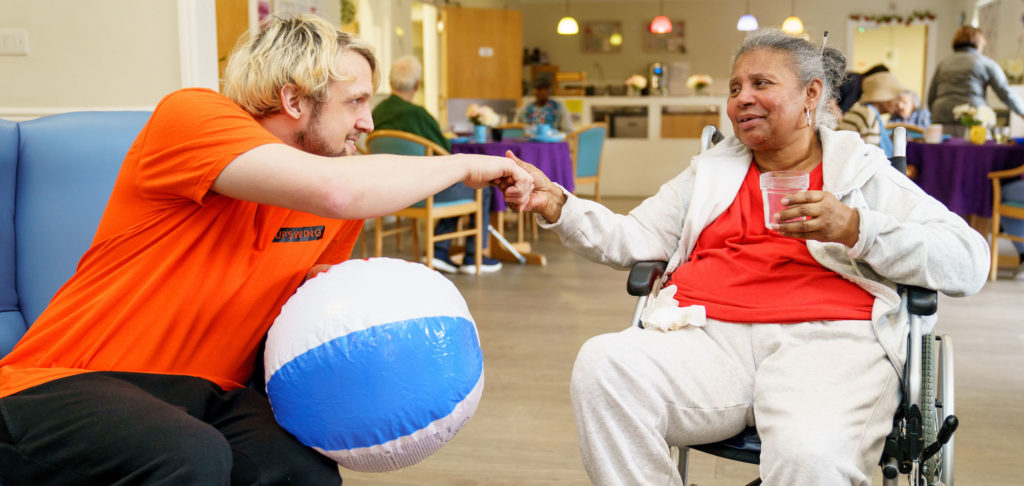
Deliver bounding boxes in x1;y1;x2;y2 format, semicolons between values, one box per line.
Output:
510;30;989;485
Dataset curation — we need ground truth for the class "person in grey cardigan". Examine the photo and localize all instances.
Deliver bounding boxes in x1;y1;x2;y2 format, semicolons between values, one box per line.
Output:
510;30;989;486
928;26;1024;125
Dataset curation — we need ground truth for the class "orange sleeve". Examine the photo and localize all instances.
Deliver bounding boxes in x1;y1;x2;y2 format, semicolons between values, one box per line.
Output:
133;89;284;205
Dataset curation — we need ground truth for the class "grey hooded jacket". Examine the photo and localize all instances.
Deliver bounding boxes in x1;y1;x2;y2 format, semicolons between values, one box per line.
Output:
539;128;989;375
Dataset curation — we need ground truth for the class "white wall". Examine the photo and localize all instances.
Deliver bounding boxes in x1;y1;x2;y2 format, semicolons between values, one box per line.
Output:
0;0;184;115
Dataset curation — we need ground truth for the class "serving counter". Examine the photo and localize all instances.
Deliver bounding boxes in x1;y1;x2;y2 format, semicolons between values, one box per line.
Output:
542;95;732;197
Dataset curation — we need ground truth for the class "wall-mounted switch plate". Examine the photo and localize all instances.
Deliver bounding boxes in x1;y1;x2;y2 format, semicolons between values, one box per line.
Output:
0;28;29;56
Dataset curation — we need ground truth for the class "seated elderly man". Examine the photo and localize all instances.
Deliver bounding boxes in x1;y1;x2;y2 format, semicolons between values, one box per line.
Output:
372;55;502;273
510;30;988;485
838;71;905;157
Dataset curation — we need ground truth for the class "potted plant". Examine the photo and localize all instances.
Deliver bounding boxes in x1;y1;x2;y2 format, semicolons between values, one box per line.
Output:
466;104;500;143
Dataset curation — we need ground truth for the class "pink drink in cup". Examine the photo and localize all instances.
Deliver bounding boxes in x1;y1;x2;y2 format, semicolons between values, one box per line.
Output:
760;170;810;229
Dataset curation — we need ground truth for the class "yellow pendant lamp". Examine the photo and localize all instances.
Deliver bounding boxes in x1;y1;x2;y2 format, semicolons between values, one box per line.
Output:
649;0;672;34
557;0;579;35
781;0;803;35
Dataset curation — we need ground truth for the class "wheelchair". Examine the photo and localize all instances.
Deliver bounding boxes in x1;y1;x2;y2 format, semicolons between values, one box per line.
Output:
624;126;958;486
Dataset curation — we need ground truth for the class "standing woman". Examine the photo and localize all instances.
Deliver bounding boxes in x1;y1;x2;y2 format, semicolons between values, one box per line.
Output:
512;30;988;485
928;26;1024;125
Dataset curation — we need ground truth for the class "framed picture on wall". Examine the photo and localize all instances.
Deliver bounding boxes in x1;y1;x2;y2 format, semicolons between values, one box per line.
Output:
581;21;623;53
642;21;686;53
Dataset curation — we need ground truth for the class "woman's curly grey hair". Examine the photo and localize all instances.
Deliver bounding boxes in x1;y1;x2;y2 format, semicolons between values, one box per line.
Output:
733;30;847;129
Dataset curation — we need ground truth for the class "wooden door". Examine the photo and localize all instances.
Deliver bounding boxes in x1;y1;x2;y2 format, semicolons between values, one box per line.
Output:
442;6;522;101
216;0;250;82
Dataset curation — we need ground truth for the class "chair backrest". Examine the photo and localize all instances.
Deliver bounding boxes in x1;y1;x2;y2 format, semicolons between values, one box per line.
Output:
571;123;607;178
0;111;151;356
496;123;525;140
365;129;450;156
0;119;20;356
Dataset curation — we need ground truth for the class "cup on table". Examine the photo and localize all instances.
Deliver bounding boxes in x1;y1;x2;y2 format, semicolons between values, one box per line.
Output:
924;124;944;144
993;126;1010;144
760;170;810;229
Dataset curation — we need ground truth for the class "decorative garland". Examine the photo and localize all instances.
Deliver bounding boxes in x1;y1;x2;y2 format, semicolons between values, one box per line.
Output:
849;11;936;26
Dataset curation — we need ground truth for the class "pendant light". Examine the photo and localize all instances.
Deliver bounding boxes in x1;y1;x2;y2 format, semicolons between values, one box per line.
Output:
736;0;758;31
781;0;803;35
649;0;672;34
557;0;579;35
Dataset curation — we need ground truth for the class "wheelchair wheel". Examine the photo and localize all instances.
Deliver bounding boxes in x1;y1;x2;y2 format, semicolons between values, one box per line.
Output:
921;333;940;483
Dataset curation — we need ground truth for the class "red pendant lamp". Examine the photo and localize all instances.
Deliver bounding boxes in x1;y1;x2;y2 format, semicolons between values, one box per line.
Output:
649;0;672;34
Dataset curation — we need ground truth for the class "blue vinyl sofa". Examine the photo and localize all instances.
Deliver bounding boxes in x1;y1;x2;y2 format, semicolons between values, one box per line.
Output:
0;111;151;358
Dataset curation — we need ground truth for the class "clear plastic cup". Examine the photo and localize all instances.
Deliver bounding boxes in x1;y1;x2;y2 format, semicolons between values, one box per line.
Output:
760;170;810;229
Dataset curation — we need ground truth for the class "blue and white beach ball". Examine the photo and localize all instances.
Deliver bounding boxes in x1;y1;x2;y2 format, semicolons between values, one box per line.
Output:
264;257;484;472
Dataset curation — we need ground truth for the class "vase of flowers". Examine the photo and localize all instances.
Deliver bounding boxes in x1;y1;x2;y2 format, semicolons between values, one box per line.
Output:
625;74;647;96
952;103;996;145
687;74;712;96
467;103;500;143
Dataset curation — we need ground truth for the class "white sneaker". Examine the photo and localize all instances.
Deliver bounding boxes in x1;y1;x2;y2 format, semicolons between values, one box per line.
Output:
420;254;459;274
458;255;503;274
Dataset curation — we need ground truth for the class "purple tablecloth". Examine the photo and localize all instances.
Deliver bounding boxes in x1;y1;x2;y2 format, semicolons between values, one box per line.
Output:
907;139;1024;217
451;140;574;212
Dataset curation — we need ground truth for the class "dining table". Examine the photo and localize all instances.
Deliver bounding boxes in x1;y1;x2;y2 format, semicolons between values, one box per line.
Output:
451;139;575;265
907;138;1024;218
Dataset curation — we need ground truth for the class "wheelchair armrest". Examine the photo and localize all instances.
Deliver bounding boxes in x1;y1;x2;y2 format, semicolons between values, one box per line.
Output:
627;261;668;297
903;285;937;316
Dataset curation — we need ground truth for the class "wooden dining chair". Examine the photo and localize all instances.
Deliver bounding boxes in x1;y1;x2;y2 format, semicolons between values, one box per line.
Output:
886;122;925;138
987;163;1024;280
554;71;586;96
364;129;483;275
567;122;607;202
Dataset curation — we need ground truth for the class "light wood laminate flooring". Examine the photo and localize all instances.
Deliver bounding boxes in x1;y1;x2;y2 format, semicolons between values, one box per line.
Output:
346;198;1024;486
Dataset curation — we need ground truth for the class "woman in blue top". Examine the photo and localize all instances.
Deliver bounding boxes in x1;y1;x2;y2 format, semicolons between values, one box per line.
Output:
516;76;574;133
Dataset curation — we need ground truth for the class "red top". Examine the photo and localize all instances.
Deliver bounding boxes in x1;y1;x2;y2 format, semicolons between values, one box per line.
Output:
668;162;874;323
0;89;364;398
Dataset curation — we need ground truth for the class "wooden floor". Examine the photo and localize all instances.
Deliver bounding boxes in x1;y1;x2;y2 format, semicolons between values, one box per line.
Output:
345;197;1024;486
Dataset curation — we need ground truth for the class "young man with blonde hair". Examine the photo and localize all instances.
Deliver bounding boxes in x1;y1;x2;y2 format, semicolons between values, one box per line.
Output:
0;15;531;485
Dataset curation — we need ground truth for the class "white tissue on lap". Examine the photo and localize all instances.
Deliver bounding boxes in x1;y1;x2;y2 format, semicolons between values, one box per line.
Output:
640;284;707;331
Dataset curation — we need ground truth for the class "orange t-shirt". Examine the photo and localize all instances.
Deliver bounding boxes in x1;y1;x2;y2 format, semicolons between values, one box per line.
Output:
668;162;874;323
0;89;364;398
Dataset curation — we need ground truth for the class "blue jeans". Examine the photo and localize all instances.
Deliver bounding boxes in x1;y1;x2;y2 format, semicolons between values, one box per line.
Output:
1003;179;1024;255
433;183;491;255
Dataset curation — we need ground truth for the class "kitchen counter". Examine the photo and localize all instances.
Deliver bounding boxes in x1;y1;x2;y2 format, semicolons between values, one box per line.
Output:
523;95;732;197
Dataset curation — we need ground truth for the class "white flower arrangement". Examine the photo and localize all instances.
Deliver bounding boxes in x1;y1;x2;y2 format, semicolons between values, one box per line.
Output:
1002;58;1024;84
466;103;500;127
686;74;713;90
625;74;648;90
952;103;996;128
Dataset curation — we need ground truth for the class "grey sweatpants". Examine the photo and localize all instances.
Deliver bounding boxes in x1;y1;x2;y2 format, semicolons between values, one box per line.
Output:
570;319;900;486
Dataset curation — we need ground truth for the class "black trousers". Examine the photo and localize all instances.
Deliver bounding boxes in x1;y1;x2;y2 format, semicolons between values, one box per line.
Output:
0;371;341;486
